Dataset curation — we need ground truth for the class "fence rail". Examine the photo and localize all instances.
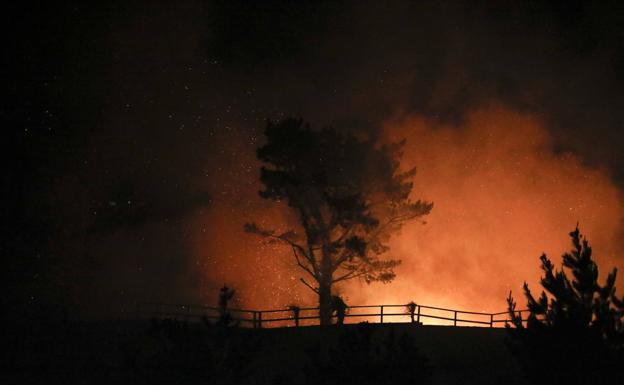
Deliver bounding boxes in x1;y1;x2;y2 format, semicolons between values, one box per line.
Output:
135;302;532;329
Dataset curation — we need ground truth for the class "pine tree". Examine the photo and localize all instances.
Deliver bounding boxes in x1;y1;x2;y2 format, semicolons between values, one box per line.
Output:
507;226;624;385
246;118;432;325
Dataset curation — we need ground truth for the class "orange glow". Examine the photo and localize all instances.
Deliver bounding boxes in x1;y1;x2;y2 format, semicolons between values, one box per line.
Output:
190;105;624;319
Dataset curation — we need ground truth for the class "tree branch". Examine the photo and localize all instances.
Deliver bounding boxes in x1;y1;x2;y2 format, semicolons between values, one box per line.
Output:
274;232;321;278
333;270;367;283
333;223;355;245
281;237;321;276
293;246;318;280
245;222;320;274
332;249;355;271
300;278;319;294
329;204;430;271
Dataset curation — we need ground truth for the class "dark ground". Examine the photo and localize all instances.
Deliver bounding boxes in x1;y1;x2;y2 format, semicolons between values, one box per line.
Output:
3;320;528;385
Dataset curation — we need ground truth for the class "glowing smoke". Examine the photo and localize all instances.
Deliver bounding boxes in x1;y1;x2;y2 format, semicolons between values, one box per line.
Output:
347;105;623;312
191;105;623;314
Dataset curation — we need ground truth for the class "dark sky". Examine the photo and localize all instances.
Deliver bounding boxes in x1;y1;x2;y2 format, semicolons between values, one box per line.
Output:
5;1;624;319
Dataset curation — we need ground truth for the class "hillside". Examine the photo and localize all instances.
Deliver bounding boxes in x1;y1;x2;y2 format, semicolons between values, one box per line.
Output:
5;320;528;385
250;323;527;385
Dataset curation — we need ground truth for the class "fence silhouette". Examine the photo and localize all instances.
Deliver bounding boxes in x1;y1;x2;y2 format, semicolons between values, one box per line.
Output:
136;302;530;328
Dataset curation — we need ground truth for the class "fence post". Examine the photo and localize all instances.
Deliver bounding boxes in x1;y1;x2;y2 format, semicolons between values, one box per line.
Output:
258;311;263;328
252;312;257;329
490;314;494;328
380;305;384;323
454;311;457;326
417;305;421;324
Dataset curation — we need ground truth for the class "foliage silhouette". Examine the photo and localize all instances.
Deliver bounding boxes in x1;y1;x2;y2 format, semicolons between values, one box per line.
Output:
406;301;422;324
288;304;301;327
330;295;348;325
246;118;432;324
139;316;258;385
506;225;624;385
304;324;432;385
217;284;237;327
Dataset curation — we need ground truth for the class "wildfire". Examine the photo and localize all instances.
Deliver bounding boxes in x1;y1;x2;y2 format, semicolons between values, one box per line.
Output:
191;105;624;318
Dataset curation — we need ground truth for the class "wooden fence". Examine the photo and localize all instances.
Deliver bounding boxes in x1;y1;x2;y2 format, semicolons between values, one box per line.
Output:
136;302;531;329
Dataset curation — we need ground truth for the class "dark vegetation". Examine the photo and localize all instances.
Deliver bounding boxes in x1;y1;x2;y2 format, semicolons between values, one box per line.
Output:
330;295;348;325
507;226;624;385
304;323;432;385
139;318;259;385
6;289;259;385
6;284;437;385
406;301;422;324
288;304;301;327
137;319;434;385
10;316;539;385
6;318;436;385
246;118;432;325
216;284;238;327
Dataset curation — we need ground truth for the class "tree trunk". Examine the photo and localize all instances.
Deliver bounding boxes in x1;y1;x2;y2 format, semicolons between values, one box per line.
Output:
318;242;334;325
318;278;332;325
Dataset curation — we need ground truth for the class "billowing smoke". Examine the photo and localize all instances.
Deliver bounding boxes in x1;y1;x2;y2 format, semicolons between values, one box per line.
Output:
13;1;624;318
348;105;623;312
190;105;624;314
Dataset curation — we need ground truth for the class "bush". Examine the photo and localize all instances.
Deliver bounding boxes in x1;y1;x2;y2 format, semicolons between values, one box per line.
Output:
304;324;432;385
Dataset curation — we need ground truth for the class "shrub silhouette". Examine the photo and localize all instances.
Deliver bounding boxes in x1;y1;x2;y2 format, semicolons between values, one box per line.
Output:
330;295;348;325
304;324;432;385
137;316;259;385
507;225;624;385
217;285;237;327
405;301;422;324
288;304;301;327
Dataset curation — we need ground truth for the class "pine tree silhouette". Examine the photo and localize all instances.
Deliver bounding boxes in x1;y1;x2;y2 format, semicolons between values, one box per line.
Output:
246;118;432;325
507;225;624;385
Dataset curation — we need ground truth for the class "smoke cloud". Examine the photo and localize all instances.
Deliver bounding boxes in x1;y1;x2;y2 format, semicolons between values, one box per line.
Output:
348;105;624;312
189;105;624;315
11;1;624;318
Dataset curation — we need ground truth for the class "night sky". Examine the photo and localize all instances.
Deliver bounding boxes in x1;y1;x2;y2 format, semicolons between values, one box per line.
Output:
6;1;624;320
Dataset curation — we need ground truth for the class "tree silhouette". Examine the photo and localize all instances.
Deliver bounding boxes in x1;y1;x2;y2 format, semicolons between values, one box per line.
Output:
217;285;236;327
506;226;624;385
246;118;432;325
